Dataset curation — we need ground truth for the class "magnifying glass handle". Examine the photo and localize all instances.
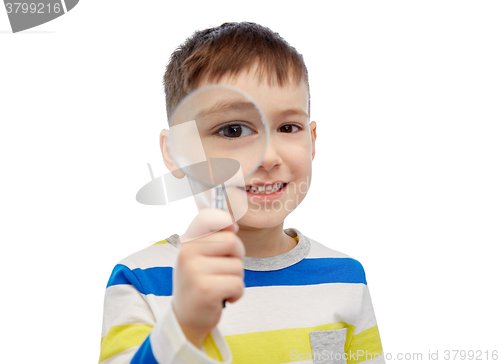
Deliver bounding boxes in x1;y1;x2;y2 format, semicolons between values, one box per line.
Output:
211;185;229;309
212;185;226;209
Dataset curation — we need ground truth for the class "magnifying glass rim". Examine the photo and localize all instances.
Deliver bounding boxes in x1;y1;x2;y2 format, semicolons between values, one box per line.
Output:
167;84;270;188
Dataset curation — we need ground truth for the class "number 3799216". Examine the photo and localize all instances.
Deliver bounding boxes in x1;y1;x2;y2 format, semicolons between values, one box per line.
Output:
444;350;498;360
5;3;63;14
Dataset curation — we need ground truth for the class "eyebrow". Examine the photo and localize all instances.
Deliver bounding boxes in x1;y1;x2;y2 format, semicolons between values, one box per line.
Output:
195;100;260;119
275;108;308;119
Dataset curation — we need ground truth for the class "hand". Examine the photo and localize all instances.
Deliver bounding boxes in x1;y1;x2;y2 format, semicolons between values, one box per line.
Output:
171;208;245;349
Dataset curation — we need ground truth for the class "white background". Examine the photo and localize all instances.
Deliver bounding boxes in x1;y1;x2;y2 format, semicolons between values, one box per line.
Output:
1;1;499;363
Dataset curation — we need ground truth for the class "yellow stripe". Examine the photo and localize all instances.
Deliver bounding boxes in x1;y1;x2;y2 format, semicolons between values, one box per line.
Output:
99;324;153;362
347;325;383;364
152;239;169;245
203;332;223;361
294;235;299;242
224;322;355;364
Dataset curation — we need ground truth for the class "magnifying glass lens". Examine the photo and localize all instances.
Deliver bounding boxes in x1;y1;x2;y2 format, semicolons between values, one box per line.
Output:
168;85;268;189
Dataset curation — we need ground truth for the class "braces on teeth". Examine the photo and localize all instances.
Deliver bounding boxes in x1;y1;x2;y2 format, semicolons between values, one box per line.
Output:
245;183;284;194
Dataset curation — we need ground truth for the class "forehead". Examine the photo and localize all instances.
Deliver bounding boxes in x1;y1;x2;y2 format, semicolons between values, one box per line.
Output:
197;64;309;122
171;86;264;128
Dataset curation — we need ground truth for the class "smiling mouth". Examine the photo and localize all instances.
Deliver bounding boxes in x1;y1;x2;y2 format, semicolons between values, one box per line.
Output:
237;182;288;194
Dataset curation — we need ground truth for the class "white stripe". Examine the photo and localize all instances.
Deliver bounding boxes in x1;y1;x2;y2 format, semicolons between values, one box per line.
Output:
352;285;379;335
103;281;377;338
118;243;179;270
61;0;68;13
101;285;156;337
308;239;352;259
146;294;173;321
219;282;372;335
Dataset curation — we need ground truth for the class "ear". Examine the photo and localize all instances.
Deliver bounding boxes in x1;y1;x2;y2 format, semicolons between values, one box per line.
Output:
309;121;317;161
159;129;185;179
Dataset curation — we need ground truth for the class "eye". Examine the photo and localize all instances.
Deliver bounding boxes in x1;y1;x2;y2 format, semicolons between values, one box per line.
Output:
216;123;255;138
278;124;300;133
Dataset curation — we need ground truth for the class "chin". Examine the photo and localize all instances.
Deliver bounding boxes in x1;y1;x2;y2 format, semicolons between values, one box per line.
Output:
236;208;292;229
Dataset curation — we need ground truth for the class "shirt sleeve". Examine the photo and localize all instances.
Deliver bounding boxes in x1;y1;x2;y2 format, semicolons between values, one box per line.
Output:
345;283;385;364
99;264;233;364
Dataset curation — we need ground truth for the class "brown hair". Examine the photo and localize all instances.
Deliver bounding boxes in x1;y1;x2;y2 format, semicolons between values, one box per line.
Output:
163;22;309;122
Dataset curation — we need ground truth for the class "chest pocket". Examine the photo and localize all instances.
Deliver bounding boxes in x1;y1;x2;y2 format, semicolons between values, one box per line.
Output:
309;328;348;364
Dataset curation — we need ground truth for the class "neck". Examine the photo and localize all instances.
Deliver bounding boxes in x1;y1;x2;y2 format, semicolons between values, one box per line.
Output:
237;223;297;258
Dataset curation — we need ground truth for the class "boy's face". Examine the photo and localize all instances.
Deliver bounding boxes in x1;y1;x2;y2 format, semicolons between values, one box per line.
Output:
162;63;317;229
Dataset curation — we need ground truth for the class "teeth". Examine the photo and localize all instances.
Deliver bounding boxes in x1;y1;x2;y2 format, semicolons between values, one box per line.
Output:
245;183;284;194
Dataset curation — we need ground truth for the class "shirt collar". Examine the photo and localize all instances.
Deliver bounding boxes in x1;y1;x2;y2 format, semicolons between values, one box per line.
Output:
165;228;310;272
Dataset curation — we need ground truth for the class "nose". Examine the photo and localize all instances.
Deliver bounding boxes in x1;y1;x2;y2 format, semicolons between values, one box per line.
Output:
258;137;283;172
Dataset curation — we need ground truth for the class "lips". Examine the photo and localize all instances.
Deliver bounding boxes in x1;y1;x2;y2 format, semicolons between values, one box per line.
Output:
237;181;287;193
243;182;286;194
236;182;288;202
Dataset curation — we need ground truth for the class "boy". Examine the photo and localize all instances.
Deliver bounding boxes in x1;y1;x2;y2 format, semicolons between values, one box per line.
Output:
99;22;384;364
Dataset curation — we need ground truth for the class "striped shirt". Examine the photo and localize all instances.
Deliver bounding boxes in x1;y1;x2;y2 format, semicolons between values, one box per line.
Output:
99;228;384;364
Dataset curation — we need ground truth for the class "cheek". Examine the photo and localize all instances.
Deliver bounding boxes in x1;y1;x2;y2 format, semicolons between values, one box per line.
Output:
286;148;312;180
285;162;312;200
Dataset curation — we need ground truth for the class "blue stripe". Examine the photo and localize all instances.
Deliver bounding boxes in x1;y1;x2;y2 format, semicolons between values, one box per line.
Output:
244;258;366;287
106;264;173;296
106;258;365;297
130;335;159;364
106;264;136;287
133;267;173;296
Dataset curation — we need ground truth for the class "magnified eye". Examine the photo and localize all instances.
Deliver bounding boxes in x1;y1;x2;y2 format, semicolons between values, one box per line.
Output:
217;124;255;138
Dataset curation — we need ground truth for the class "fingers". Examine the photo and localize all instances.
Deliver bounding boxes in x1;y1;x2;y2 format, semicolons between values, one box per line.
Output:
182;232;245;259
181;209;239;243
200;275;245;305
193;256;244;276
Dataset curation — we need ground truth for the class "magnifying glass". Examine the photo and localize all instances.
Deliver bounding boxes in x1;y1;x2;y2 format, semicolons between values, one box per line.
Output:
167;84;269;307
168;84;269;209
